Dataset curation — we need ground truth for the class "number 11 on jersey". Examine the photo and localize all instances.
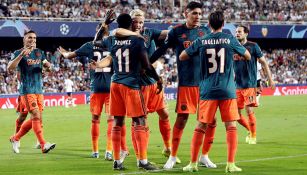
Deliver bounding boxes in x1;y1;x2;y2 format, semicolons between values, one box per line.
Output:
116;48;130;72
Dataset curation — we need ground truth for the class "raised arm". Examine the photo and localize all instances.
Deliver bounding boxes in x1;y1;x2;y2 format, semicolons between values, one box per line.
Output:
7;48;32;71
258;56;275;89
93;9;116;42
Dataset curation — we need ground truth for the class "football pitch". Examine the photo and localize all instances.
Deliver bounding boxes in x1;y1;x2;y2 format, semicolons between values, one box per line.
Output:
0;95;307;175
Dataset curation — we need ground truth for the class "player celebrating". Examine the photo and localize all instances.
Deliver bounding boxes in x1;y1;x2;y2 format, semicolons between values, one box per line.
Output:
58;12;124;160
7;30;56;154
234;25;275;144
150;1;216;169
179;11;251;172
114;9;172;163
95;13;161;170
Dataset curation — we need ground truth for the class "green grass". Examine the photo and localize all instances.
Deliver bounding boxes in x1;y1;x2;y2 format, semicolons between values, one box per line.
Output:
1;95;307;175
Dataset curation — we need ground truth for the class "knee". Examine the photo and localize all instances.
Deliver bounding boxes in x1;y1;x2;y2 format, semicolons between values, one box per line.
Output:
175;114;188;129
157;109;169;120
92;115;100;121
196;122;207;131
30;109;40;120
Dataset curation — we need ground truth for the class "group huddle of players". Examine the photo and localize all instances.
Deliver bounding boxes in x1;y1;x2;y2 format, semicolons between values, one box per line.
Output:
7;1;275;173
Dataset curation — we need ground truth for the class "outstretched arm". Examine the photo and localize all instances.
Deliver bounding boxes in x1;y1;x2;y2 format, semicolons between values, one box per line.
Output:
57;46;77;59
149;43;169;63
97;55;112;68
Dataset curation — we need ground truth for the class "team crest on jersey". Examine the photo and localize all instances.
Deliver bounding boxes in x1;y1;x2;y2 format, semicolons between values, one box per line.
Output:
233;54;244;61
198;31;204;37
183;41;192;48
181;33;187;39
35;51;41;57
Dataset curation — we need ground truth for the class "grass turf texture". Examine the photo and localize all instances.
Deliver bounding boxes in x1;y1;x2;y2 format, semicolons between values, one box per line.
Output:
0;95;307;175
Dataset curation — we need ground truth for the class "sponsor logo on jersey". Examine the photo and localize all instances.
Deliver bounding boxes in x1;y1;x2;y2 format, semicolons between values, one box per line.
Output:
27;59;41;65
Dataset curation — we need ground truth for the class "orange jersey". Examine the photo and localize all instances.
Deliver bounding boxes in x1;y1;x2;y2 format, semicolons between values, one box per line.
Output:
198;99;239;123
141;83;166;113
176;86;199;114
90;93;110;116
236;88;258;109
110;83;146;118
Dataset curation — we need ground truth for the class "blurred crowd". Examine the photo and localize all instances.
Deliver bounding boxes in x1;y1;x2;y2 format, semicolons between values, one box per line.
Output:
0;48;306;94
0;0;306;23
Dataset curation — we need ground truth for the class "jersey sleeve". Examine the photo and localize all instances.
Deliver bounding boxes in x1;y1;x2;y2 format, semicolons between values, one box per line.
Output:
75;42;93;57
230;36;246;56
149;28;162;42
185;38;201;56
254;43;263;59
10;51;19;61
137;37;147;52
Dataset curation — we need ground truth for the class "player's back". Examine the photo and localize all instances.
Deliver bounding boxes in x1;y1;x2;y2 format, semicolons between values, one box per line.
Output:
111;35;145;89
198;32;246;100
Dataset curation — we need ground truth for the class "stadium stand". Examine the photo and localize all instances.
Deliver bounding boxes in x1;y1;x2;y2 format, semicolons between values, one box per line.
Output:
0;0;305;23
0;48;306;94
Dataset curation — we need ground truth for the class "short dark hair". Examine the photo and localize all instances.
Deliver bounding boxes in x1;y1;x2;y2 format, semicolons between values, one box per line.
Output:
117;13;132;29
24;30;36;36
186;1;203;11
209;11;224;30
238;25;250;34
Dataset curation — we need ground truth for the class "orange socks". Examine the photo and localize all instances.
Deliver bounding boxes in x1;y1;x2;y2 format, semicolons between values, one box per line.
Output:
171;125;184;157
112;126;121;160
91;119;100;152
226;126;238;163
238;114;250;131
121;124;128;151
248;112;256;137
202;119;216;155
106;119;113;152
32;118;46;147
131;124;139;159
134;125;147;160
159;119;171;149
191;128;206;162
14;119;32;141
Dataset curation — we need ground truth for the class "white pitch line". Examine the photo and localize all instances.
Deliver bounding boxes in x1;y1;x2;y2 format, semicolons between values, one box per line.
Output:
115;153;307;175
